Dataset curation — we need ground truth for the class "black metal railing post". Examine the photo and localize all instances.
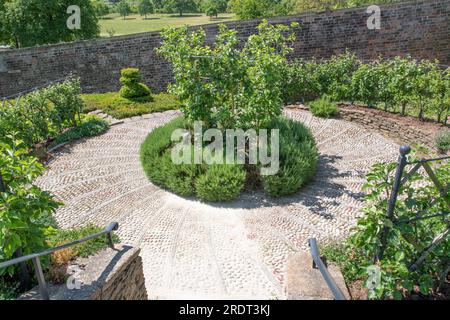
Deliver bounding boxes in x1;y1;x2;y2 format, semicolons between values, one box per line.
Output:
376;145;410;262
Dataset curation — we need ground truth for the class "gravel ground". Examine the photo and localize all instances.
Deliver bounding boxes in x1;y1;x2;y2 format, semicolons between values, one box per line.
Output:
35;108;399;299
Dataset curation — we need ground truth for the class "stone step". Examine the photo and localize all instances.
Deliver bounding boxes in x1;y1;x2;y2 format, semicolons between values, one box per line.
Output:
285;252;351;300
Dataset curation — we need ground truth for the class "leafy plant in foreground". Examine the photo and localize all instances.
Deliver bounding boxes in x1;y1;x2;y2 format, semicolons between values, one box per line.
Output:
325;156;449;299
0;138;62;277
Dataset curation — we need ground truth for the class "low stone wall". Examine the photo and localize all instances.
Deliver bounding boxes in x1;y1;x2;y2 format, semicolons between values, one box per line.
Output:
338;105;449;150
289;104;449;150
20;245;148;300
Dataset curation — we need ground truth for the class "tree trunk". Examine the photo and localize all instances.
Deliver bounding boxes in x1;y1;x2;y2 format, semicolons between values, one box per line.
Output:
401;102;406;116
0;173;5;192
13;248;33;292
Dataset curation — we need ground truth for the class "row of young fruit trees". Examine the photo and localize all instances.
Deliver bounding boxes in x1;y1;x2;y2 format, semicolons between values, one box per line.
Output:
0;20;449;300
283;51;450;124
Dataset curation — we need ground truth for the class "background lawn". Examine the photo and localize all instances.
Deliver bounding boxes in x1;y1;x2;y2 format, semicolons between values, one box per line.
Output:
99;13;237;37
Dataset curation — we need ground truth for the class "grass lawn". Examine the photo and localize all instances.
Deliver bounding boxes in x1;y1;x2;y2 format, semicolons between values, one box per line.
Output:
81;92;180;119
99;13;237;37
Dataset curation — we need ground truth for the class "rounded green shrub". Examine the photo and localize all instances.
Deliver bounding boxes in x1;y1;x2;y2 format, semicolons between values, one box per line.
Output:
140;117;199;197
140;116;317;202
261;117;318;197
196;165;246;202
308;96;340;118
119;68;153;101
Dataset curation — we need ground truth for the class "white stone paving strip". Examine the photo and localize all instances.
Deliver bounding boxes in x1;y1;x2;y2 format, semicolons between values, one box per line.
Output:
35;108;399;299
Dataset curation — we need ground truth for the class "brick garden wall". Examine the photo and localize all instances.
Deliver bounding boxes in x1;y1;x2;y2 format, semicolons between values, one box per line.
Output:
0;0;449;98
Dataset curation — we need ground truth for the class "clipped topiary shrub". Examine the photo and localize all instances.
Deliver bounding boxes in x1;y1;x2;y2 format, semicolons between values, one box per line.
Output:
308;96;340;118
140;116;317;202
196;165;246;202
261;117;318;197
119;68;153;102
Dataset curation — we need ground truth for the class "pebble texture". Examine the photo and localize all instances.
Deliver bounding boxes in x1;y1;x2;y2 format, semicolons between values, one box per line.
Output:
35;109;399;299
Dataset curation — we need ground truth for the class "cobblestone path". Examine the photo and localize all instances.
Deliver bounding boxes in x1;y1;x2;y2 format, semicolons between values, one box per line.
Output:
35;108;399;299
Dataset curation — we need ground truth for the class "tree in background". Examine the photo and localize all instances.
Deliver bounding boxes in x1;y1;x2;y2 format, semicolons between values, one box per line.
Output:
201;0;228;18
203;0;218;18
138;0;155;19
0;0;99;48
138;0;154;18
152;0;164;11
205;5;218;19
0;0;6;45
290;0;401;14
92;0;111;18
116;0;131;19
229;0;290;19
163;0;197;16
201;0;228;12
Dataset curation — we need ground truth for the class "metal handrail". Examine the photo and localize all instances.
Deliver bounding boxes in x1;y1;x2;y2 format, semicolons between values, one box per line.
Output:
308;238;347;300
0;222;119;300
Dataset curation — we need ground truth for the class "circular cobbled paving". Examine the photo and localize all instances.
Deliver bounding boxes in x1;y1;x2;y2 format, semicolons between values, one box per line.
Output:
35;108;399;299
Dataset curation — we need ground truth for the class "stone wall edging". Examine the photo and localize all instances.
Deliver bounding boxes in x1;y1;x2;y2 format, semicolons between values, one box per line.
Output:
19;244;148;300
289;104;449;150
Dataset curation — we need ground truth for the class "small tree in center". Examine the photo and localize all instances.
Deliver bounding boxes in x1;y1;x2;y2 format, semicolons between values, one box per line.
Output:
157;20;298;129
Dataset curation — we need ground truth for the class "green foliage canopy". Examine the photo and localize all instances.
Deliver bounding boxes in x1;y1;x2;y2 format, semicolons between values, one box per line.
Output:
163;0;197;16
116;0;132;18
138;0;154;18
158;20;298;129
229;0;290;19
0;138;61;276
0;0;99;48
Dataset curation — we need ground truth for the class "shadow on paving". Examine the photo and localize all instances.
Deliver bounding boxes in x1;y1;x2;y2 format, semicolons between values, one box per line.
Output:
183;154;367;220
